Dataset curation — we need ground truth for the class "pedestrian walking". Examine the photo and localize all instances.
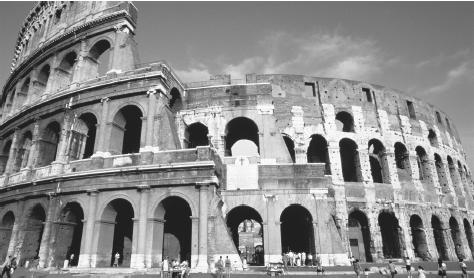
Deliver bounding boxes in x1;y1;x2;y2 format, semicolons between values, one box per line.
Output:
301;252;306;266
225;256;232;278
460;258;468;278
405;257;412;278
417;266;426;278
307;253;313;267
353;259;361;278
388;260;397;278
112;252;120;267
216;256;224;278
439;261;447;278
69;253;75;267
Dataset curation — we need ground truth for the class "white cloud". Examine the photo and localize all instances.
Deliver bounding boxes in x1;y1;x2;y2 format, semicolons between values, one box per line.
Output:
420;60;474;96
175;67;211;82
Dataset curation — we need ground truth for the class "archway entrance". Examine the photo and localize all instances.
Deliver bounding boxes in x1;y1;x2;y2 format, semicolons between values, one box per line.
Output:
280;205;315;255
152;197;192;265
463;219;474;259
410;215;429;260
0;212;14;260
431;215;449;260
20;204;46;266
226;206;264;266
378;212;402;258
97;199;134;267
339;138;362;182
110;106;142;155
53;202;84;267
348;210;372;262
225;117;259;156
449;217;464;260
185;122;209;148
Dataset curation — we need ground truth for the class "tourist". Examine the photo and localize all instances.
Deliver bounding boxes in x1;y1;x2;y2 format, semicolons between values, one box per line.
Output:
225;256;232;278
112;252;120;267
69;253;75;267
288;251;294;267
353;258;361;278
162;257;170;277
216;256;224;278
438;259;447;278
1;256;12;278
460;258;468;278
179;260;189;278
301;252;306;267
405;257;412;278
417;266;426;278
296;252;301;267
307;253;313;267
388;260;397;278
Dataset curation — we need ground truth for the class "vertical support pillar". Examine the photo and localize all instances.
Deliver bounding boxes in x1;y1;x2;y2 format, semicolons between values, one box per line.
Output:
26;119;41;169
190;217;199;268
38;193;57;268
109;23;137;73
424;227;439;261
194;183;209;272
327;141;344;184
143;89;157;151
132;185;149;268
4;129;20;175
6;200;25;258
78;190;98;268
94;97;110;157
263;194;281;264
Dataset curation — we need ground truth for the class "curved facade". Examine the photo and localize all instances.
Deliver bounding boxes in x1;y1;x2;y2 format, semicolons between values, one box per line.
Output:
0;1;473;272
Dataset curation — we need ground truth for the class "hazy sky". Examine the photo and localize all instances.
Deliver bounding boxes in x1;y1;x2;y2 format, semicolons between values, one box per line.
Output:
0;2;473;168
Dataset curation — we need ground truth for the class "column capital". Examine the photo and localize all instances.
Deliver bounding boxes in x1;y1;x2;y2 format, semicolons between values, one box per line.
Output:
137;184;151;192
100;97;110;103
86;189;99;196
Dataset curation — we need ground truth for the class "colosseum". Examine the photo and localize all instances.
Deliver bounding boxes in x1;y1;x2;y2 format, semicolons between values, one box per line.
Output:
0;1;472;273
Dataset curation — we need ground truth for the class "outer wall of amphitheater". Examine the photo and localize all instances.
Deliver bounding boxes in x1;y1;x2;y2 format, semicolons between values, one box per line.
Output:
0;1;472;272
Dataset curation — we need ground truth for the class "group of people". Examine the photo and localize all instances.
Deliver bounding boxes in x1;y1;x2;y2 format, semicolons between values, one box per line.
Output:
161;257;190;278
350;256;469;278
281;251;320;267
215;256;232;278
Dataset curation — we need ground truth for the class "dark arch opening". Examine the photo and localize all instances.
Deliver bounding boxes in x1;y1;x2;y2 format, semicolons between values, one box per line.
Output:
20;204;46;266
169;88;183;112
447;156;459;192
97;198;134;267
37;122;60;167
348;210;372;262
226;206;264;266
282;135;295;163
339;138;362;182
0;212;14;260
185;122;209;148
415;146;430;182
410;215;429;260
79;113;97;159
13;131;32;172
463;219;474;259
428;129;438;147
37;64;51;94
89;40;111;77
110;105;143;155
431;215;449;261
56;52;78;90
21;78;30;95
378;211;402;258
53;202;84;267
449;217;464;260
368;139;390;184
280;205;315;255
153;196;192;265
225;117;259;156
307;135;330;174
0;140;12;174
394;142;412;181
335;111;355;132
434;154;448;193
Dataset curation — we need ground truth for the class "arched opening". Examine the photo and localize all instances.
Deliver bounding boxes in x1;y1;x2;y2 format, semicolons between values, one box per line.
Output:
415;146;431;182
4;90;15;115
431;215;449;260
0;212;14;260
447;156;459;192
20;204;45;266
434;154;449;193
378;211;402;258
185;122;209;148
339;138;362;182
463;219;474;259
368;139;390;184
13;131;32;172
110;105;142;155
226;206;264;266
280;205;315;255
335;111;355;132
394;142;412;181
152;197;192;266
15;78;29;107
409;215;429;260
53;202;84;267
68;113;97;160
96;199;134;267
348;210;372;262
21;78;30;95
225;117;259;156
282;135;295;163
169;88;183;112
449;217;464;260
37;122;60;167
0;140;12;175
55;52;77;91
458;161;467;189
37;64;51;95
307;135;330;174
89;40;111;77
428;129;438;147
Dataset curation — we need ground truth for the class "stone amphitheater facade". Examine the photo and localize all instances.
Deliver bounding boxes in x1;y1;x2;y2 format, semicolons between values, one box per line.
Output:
0;0;473;272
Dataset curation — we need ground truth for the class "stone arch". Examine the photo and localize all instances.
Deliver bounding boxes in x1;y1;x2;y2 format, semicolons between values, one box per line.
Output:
282;134;295;163
226;205;264;265
431;215;449;260
368;139;390;184
446;156;459;191
307;134;330;174
96;198;135;267
378;211;402;258
151;192;197;219
0;140;12;175
463;219;474;259
169;87;183;112
434;153;449;193
14;77;29;107
394;142;412;181
20;77;30;96
36;63;51;95
428;129;438;147
13;130;33;172
37;121;60;167
184;122;209;148
151;196;192;266
88;38;112;77
415;146;431;182
68;113;98;160
409;214;429;260
19;203;46;265
0;211;14;260
55;51;78;91
449;217;464;260
348;210;372;262
335;111;355;132
225;117;259;156
109;105;143;155
280;204;315;255
339;138;362;182
52;202;84;267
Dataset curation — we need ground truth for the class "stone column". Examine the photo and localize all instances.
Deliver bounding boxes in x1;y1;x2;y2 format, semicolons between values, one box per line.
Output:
4;129;20;175
78;190;98;268
132;185;149;268
294;146;307;164
109;23;136;73
94;97;110;156
396;207;414;259
51;112;72;175
368;210;384;261
142;89;157;152
190;217;199;268
26;119;41;169
194;183;209;272
145;217;165;268
383;148;400;189
6;200;25;258
327;141;343;184
72;40;89;84
263;194;281;264
424;227;440;260
38;193;57;268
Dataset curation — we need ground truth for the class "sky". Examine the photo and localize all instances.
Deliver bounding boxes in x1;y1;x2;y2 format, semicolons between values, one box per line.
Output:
0;1;473;168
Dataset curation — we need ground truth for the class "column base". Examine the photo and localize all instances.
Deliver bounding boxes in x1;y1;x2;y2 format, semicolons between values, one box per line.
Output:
130;254;145;268
139;146;160;153
91;151;111;158
77;254;91;268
